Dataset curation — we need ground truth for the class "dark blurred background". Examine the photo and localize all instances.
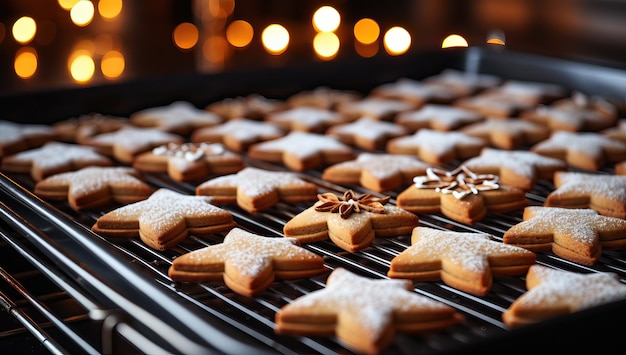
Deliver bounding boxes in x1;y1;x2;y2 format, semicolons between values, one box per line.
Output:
1;0;625;95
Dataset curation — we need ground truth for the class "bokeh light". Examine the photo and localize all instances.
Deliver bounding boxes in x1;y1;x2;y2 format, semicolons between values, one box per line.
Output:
173;22;199;50
313;32;340;60
70;0;95;27
203;35;230;65
226;20;254;48
312;6;340;33
12;16;37;44
101;50;125;79
14;47;38;79
354;18;379;45
98;0;123;20
383;26;411;55
58;0;80;10
442;34;468;48
69;51;95;83
262;24;289;55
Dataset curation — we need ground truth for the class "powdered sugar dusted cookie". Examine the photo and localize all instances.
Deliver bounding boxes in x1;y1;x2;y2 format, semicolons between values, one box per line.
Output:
453;91;538;118
502;264;626;327
205;94;286;120
388;226;536;296
168;227;327;296
325;117;409;151
0;120;58;158
52;113;127;143
545;171;626;218
503;206;626;265
321;153;430;192
81;126;185;164
286;86;361;110
196;167;318;213
1;142;112;181
386;128;487;165
601;118;626;143
130;101;222;135
396;166;528;224
394;104;484;132
531;131;626;171
133;142;244;182
335;96;416;121
92;188;236;250
460;117;550;150
247;132;355;172
265;106;351;133
494;80;566;105
461;148;567;190
283;190;419;252
275;267;463;355
190;118;285;153
370;77;459;106
422;69;502;96
34;166;153;210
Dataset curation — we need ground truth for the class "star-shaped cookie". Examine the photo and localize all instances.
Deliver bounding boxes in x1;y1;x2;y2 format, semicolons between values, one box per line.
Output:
190;118;285;153
531;131;626;171
461;148;567;190
247;132;355;172
286;86;361;110
168;227;328;296
394;103;484;132
205;94;286;120
388;226;536;296
502;264;626;327
130;100;223;135
92;188;236;250
545;171;626;218
335;96;416;121
196;166;318;213
322;153;430;192
370;77;459;106
283;190;419;252
1;142;112;181
265;107;351;133
34;166;153;210
460;117;550;150
422;69;502;96
275;267;463;355
503;206;626;265
0;120;57;158
325;117;409;151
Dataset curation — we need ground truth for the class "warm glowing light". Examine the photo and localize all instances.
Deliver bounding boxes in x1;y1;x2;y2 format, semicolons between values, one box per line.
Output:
312;6;340;33
70;0;95;27
487;29;506;47
173;22;199;50
12;17;37;44
442;34;468;48
487;38;505;45
354;18;379;44
226;20;253;48
14;47;38;79
262;24;289;55
58;0;80;10
98;0;123;20
355;41;378;58
313;32;340;60
70;52;95;82
383;26;411;55
203;36;230;65
101;50;125;79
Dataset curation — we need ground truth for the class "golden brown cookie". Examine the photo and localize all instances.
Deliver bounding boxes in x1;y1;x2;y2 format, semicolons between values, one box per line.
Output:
502;264;626;328
335;96;416;121
396;166;528;224
503;206;626;265
196;167;318;213
283;190;419;252
386;128;487;165
92;188;236;250
1;142;113;181
370;77;459;106
453;91;538;118
133;142;244;182
321;153;430;192
325;117;409;151
460;117;550;150
388;226;536;296
34;166;153;210
422;69;502;96
130;101;222;135
205;94;286;120
265;106;352;133
168;227;328;296
531;131;626;171
544;171;626;218
247;132;355;172
275;267;464;355
0;120;58;158
52;113;128;143
286;86;361;110
601;118;626;143
394;104;484;132
461;148;567;191
190;118;285;153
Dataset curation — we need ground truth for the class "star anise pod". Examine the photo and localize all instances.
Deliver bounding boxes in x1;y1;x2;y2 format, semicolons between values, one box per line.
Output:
315;190;390;219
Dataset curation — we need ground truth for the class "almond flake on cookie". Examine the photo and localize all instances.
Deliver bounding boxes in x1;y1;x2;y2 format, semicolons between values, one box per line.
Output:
322;153;430;192
0;120;58;158
395;104;485;132
168;227;328;296
545;171;626;218
34;166;153;211
460;117;550;150
325;117;409;151
388;226;536;296
92;188;236;250
275;267;464;355
190;118;285;153
503;206;626;265
265;106;351;133
196;166;318;213
130;101;223;135
461;148;567;190
502;264;626;327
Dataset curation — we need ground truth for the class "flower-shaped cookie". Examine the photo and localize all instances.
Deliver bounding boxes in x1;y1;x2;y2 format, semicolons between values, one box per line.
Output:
130;101;222;135
190;118;285;153
168;227;328;296
325;117;409;151
283;190;419;252
389;226;536;296
275;267;463;355
503;206;626;265
460;117;550;150
92;188;236;250
503;264;626;327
